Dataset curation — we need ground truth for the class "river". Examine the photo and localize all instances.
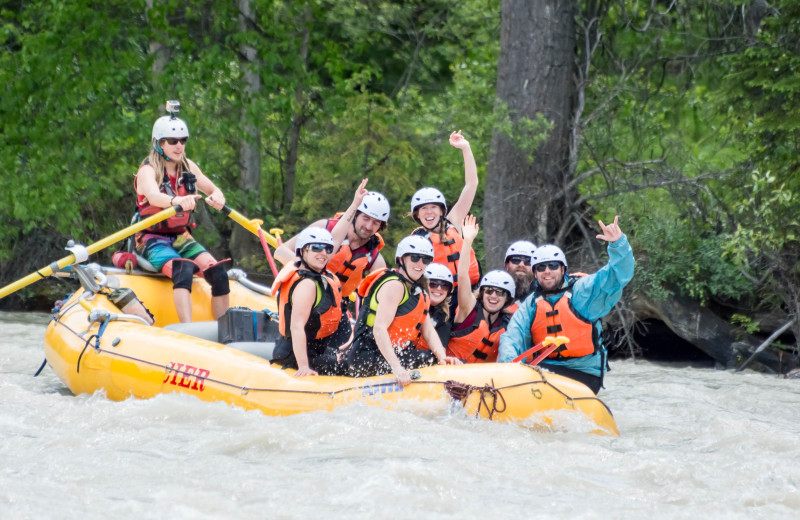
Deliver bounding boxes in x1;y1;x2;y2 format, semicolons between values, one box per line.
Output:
1;310;799;519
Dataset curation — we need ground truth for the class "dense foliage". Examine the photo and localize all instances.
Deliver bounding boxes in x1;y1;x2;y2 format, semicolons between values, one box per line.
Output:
2;0;798;356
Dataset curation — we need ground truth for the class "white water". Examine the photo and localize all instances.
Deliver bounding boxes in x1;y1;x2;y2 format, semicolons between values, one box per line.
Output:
1;311;799;519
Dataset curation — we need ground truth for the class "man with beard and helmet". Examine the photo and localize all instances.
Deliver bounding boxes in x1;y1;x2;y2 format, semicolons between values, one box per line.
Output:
340;235;462;386
504;240;536;303
498;216;634;394
275;183;389;306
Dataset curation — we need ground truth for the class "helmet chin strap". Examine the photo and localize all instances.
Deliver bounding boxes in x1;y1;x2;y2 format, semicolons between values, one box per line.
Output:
396;260;421;287
154;140;172;162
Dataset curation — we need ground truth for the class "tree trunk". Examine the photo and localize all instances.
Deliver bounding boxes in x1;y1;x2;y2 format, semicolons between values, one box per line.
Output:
629;290;795;374
230;0;264;263
145;0;169;84
282;5;311;210
483;0;576;267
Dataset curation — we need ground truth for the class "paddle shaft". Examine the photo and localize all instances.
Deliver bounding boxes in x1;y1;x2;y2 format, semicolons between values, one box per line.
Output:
0;206;179;300
222;206;279;249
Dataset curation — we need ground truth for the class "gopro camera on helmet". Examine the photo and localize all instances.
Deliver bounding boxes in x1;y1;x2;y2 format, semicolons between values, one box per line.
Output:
165;100;181;117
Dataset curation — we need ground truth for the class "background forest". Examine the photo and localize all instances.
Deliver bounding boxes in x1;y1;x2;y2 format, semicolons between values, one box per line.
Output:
1;0;798;372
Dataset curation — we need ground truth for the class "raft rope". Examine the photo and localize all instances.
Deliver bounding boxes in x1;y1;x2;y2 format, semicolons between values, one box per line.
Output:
443;378;507;420
52;316;612;415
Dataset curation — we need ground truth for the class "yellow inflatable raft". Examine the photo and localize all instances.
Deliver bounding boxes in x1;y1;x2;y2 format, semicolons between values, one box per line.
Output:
44;264;619;435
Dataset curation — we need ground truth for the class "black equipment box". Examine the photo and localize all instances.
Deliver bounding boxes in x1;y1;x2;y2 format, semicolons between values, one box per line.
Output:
218;306;279;344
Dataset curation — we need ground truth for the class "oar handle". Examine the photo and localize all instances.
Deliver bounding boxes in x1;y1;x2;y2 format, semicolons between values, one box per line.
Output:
512;336;569;364
0;206;180;300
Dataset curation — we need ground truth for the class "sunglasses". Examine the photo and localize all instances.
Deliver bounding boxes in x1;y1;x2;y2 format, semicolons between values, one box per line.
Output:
407;254;433;265
307;244;334;254
163;137;188;145
429;280;452;290
482;287;508;297
507;256;531;267
535;261;563;272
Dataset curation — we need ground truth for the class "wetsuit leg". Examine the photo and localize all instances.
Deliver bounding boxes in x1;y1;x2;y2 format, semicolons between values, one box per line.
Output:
171;259;198;291
203;262;230;297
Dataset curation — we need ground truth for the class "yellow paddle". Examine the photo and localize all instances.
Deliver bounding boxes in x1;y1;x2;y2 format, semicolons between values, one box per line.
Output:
0;206;180;300
221;206;281;249
221;206;284;276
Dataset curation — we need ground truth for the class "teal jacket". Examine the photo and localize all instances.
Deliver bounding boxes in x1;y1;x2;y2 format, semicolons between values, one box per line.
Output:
498;235;635;376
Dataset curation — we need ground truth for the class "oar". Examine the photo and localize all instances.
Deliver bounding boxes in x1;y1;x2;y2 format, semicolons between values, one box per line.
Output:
0;206;180;300
222;206;279;249
221;206;281;277
511;336;570;365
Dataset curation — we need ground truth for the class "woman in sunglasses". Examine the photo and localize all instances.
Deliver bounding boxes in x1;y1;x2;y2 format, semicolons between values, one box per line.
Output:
134;108;229;322
409;131;481;293
272;182;369;377
498;217;635;394
414;263;454;352
447;215;517;363
342;235;461;386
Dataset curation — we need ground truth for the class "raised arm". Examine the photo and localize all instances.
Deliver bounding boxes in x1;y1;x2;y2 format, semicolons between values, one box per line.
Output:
274;218;330;265
329;178;368;249
445;131;478;233
572;216;635;321
453;214;479;323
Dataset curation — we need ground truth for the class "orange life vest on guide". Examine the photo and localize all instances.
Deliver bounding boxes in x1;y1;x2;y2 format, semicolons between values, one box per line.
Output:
530;280;597;358
324;215;385;298
447;303;512;363
353;268;430;350
412;221;480;286
134;164;193;234
272;263;343;340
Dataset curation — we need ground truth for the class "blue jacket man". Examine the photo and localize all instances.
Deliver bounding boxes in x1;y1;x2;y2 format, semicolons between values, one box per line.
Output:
498;217;634;393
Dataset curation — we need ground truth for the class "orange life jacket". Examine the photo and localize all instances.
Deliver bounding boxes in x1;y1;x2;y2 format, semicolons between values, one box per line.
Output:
353;268;430;350
412;221;480;286
324;215;384;298
272;263;343;340
134;165;193;234
447;303;512;363
530;281;597;358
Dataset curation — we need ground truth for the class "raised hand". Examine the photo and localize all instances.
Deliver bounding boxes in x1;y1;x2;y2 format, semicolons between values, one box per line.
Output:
449;130;470;150
596;215;623;243
353;178;369;206
462;214;479;242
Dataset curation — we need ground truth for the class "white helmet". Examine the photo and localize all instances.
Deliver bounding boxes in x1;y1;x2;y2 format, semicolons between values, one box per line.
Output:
358;192;390;222
424;263;454;285
479;270;515;298
295;227;335;256
532;244;567;268
410;187;447;214
152;115;190;142
395;235;434;261
504;240;537;262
